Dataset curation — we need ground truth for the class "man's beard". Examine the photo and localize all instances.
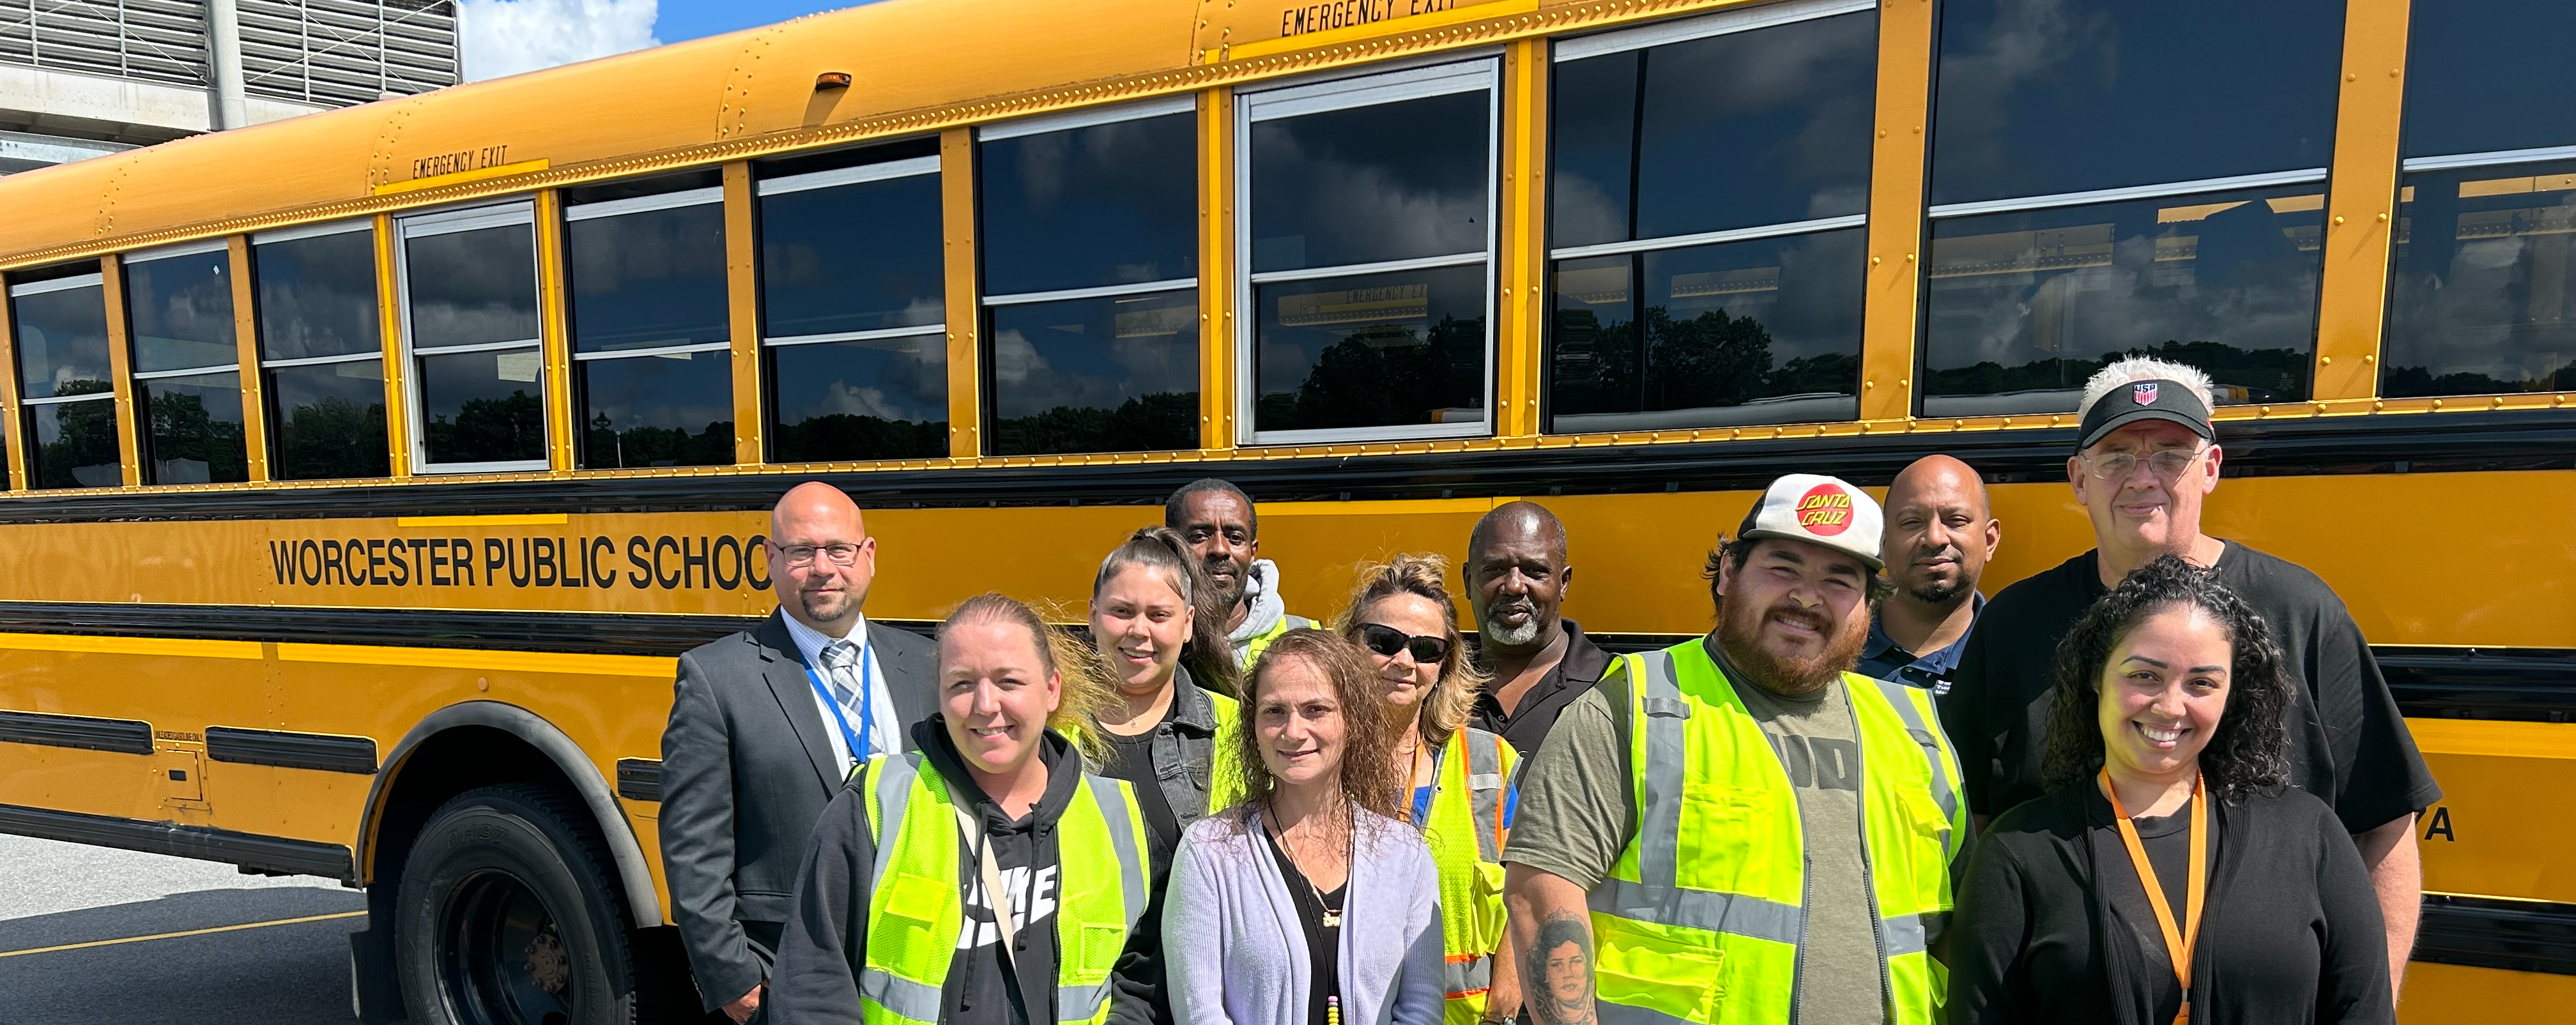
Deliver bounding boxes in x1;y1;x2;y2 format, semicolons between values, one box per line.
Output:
1479;599;1545;647
1906;575;1964;606
1715;591;1869;695
1205;557;1248;611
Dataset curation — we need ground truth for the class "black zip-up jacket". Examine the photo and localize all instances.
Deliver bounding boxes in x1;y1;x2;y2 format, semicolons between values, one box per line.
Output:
771;718;1093;1025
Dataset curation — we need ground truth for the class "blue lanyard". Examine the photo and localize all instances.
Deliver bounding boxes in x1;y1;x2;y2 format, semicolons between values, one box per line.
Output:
799;631;876;766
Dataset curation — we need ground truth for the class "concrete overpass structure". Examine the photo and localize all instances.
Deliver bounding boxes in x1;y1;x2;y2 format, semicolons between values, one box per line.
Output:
0;0;457;174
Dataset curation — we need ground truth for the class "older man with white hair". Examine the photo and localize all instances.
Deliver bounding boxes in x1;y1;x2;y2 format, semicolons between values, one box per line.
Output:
1937;357;2441;999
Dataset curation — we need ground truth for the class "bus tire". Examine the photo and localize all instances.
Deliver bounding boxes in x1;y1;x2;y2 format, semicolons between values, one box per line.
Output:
396;783;638;1025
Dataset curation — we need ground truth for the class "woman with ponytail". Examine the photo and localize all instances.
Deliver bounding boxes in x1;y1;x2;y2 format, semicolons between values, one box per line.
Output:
1085;526;1248;1023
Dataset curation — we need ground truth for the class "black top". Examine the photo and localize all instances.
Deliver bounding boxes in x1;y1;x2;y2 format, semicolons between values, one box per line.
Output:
1100;697;1183;867
1939;543;2442;832
772;719;1114;1025
1948;782;2395;1025
1469;619;1616;755
1261;825;1346;1025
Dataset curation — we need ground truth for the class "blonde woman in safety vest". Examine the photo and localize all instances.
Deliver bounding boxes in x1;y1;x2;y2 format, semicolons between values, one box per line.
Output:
1501;475;1968;1025
1338;554;1523;1025
769;593;1151;1025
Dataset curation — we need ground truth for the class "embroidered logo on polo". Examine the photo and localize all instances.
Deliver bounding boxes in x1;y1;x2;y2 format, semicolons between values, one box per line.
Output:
1795;483;1855;536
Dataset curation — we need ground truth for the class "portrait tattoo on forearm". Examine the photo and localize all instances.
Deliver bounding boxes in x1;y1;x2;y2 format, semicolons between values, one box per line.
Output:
1523;911;1597;1025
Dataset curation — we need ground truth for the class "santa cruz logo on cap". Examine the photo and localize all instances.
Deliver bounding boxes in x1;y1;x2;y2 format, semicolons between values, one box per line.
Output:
2133;381;2159;406
1795;483;1854;536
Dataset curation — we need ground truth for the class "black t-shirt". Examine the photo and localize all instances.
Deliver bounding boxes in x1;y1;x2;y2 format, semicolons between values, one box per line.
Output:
1261;826;1345;1025
1949;784;2395;1025
1101;700;1183;867
1939;543;2442;834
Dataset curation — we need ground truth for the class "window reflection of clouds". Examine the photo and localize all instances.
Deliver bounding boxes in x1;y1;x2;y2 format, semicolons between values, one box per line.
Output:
406;226;540;349
1632;11;1874;238
267;358;389;481
256;231;379;361
126;251;238;374
1922;189;2323;414
760;173;945;337
569;203;730;353
1254;264;1487;432
1928;0;2341;205
987;291;1199;455
578;351;733;468
768;336;949;462
2386;166;2576;396
12;286;111;397
1249;91;1489;272
138;371;248;484
981;112;1197;295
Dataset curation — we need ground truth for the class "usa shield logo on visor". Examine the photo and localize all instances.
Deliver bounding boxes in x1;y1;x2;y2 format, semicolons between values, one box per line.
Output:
2133;382;2158;406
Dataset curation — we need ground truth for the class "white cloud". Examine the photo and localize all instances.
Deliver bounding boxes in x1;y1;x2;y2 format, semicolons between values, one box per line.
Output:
459;0;662;82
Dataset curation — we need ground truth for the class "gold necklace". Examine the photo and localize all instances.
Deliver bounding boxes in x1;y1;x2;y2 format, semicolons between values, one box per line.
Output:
1270;799;1349;928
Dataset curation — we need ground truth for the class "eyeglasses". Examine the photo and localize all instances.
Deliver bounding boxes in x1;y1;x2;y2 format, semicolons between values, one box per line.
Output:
2078;446;2205;482
775;542;862;568
1358;623;1450;664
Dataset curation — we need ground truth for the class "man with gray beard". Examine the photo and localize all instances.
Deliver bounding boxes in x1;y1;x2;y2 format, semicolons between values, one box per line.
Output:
1465;501;1609;755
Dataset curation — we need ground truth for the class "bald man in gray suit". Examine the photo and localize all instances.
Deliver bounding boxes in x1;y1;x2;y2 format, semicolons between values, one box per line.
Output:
660;483;937;1022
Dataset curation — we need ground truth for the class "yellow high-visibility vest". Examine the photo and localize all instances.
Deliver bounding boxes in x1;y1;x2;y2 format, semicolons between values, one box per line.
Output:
1585;641;1966;1025
1414;725;1517;1025
854;749;1149;1024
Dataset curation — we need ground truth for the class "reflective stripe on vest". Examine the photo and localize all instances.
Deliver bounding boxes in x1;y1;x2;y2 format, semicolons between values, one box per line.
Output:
1417;727;1517;1024
1586;642;1966;1025
855;750;1150;1024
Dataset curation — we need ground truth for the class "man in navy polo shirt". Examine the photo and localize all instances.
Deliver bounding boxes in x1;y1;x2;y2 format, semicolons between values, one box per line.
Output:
1858;454;1998;694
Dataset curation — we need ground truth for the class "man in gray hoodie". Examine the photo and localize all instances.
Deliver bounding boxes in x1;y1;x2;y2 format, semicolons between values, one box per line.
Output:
1163;478;1312;669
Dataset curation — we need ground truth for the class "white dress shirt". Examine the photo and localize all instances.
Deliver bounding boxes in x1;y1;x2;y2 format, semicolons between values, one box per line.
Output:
777;610;903;776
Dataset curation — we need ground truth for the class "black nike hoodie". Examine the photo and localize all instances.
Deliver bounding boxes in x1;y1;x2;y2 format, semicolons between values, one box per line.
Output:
770;717;1085;1025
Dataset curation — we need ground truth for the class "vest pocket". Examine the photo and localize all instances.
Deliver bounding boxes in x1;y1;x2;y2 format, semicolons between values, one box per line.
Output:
882;870;951;923
1676;782;1768;889
1591;915;1723;1017
1073;923;1126;978
1466;859;1509;954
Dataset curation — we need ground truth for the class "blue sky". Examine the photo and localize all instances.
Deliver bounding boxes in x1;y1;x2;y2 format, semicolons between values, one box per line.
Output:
655;0;867;44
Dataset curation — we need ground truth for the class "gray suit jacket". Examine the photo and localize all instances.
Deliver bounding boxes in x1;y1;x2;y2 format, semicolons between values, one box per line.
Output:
659;611;937;1013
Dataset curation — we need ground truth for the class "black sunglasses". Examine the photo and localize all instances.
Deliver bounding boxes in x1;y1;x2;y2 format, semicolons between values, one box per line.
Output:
1358;623;1450;664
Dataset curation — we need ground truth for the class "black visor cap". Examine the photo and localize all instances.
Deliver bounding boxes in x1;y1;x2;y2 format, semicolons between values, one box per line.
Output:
2076;379;2214;450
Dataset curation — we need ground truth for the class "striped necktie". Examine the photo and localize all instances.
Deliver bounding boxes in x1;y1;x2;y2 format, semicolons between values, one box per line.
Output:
818;639;870;760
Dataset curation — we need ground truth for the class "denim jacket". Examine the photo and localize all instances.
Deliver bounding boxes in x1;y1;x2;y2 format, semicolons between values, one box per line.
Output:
1150;665;1232;833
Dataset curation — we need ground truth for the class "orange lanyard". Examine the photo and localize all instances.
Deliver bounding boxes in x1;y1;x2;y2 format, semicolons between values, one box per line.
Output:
2099;768;2208;1025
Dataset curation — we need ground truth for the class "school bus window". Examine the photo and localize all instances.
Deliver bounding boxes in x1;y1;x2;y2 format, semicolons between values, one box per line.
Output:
397;201;547;473
1919;0;2341;416
124;241;250;485
253;220;389;481
2382;1;2576;399
1925;0;2342;208
564;176;732;469
1546;3;1875;432
979;100;1199;456
1243;61;1496;443
756;146;947;462
1920;188;2326;416
8;270;118;489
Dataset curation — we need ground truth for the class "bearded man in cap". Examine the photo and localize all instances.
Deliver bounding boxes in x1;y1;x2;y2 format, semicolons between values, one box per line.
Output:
1938;356;2440;998
1501;475;1968;1025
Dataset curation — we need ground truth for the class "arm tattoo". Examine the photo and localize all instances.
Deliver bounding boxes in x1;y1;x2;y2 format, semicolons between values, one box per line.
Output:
1522;911;1597;1025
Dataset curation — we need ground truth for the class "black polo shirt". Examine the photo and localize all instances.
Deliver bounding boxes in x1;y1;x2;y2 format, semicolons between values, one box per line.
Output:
1471;619;1614;755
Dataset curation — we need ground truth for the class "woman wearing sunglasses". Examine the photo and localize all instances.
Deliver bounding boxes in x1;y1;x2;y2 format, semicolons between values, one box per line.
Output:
1337;555;1522;1025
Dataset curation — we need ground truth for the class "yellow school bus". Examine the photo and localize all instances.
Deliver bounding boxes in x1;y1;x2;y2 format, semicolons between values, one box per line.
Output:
0;0;2566;1021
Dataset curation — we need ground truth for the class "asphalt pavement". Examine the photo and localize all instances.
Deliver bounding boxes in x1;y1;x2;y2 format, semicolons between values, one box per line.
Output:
0;834;369;1025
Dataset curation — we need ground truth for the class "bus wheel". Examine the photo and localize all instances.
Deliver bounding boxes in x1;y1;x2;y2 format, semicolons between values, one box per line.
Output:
397;784;636;1025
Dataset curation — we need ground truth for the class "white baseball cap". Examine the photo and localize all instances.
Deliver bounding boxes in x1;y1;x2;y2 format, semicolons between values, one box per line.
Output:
1735;473;1885;572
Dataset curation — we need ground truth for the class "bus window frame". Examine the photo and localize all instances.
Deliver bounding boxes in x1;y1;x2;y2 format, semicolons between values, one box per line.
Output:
8;270;116;489
122;238;247;485
249;218;387;482
976;96;1202;457
1541;0;1879;434
562;183;733;469
1235;57;1501;447
394;199;549;476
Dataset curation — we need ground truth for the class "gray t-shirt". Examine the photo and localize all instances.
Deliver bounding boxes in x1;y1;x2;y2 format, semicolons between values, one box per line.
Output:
1505;639;1884;1025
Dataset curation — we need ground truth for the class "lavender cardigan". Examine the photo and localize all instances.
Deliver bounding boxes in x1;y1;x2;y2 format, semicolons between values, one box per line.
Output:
1162;806;1446;1025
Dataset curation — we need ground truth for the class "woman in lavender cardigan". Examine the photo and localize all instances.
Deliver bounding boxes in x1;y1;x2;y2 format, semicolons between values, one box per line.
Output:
1163;629;1446;1025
